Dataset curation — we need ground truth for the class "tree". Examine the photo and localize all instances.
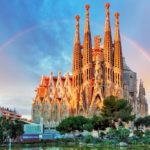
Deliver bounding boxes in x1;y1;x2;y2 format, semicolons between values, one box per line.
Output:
88;115;110;138
142;116;150;127
91;115;109;131
83;122;93;132
134;117;144;129
117;126;130;142
101;96;135;126
56;116;89;133
0;117;24;145
134;116;150;130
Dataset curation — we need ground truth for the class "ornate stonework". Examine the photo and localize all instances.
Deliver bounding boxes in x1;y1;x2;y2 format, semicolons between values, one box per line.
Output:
32;3;148;127
123;58;148;117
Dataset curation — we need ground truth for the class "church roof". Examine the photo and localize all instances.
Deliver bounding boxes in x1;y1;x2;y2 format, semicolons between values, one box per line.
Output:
123;57;132;71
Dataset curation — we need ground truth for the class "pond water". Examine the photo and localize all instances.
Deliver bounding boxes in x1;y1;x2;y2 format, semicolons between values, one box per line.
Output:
5;146;150;150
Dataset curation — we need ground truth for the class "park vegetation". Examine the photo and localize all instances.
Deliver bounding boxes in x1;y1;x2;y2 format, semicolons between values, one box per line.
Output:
0;117;24;145
56;96;150;145
57;96;135;134
134;116;150;129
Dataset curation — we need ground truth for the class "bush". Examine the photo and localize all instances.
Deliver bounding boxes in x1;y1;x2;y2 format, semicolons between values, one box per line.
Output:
56;116;90;133
83;123;93;132
107;127;130;142
84;135;93;143
144;130;150;137
117;126;130;142
134;130;144;138
141;130;150;144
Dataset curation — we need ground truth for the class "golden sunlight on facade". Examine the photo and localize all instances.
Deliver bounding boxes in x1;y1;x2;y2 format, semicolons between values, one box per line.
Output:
32;3;148;128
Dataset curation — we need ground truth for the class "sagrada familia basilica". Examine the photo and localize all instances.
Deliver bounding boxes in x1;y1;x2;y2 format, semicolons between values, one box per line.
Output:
32;3;148;128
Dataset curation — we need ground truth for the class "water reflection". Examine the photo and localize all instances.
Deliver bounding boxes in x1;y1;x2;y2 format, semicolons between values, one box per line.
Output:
7;146;150;150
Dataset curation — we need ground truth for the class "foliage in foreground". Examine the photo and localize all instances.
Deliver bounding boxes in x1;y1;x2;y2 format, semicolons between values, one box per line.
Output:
56;116;91;133
57;96;135;134
107;126;130;142
101;96;135;123
0;117;24;145
134;116;150;129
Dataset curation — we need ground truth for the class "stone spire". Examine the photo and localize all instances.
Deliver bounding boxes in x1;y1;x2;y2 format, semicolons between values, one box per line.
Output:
104;2;112;64
83;4;92;66
83;4;93;81
72;15;82;87
139;79;145;98
74;15;80;44
114;12;122;69
138;79;148;116
103;3;113;97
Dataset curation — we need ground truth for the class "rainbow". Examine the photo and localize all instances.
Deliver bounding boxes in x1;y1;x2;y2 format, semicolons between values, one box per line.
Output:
0;21;53;51
0;23;150;65
122;35;150;63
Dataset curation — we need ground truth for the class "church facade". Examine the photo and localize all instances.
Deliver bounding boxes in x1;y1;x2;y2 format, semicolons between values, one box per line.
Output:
32;3;148;128
123;58;148;117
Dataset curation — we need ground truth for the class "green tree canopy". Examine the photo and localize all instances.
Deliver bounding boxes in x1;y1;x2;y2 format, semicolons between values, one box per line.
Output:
0;117;24;145
56;116;90;133
107;126;130;142
91;115;109;131
134;117;144;129
101;96;135;123
134;116;150;129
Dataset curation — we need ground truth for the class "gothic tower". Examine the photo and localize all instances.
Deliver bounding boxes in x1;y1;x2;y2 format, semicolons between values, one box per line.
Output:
82;4;93;84
103;3;113;97
72;15;82;88
138;80;148;116
72;15;82;114
113;12;123;97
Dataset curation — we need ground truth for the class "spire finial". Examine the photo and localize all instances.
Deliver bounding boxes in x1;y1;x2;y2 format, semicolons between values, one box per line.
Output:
84;4;90;33
85;4;90;10
105;2;110;9
115;12;120;18
85;4;90;20
115;12;119;26
114;12;120;42
105;3;110;19
74;15;80;43
75;15;80;21
104;2;111;32
75;15;80;32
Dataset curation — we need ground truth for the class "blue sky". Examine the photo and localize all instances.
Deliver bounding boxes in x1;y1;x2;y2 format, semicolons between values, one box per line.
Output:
0;0;150;118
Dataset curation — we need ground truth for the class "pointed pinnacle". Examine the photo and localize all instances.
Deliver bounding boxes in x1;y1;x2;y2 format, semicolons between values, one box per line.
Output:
75;15;80;21
115;12;120;18
105;3;110;9
115;12;120;27
85;4;90;10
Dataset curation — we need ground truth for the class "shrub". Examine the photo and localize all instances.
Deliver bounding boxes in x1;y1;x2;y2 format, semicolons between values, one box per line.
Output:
134;130;144;138
84;135;93;143
107;127;130;142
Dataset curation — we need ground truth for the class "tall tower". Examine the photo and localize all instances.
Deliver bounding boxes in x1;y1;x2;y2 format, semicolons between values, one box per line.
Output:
103;3;113;96
82;4;93;84
138;80;145;100
138;80;148;116
113;12;123;97
72;15;82;88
